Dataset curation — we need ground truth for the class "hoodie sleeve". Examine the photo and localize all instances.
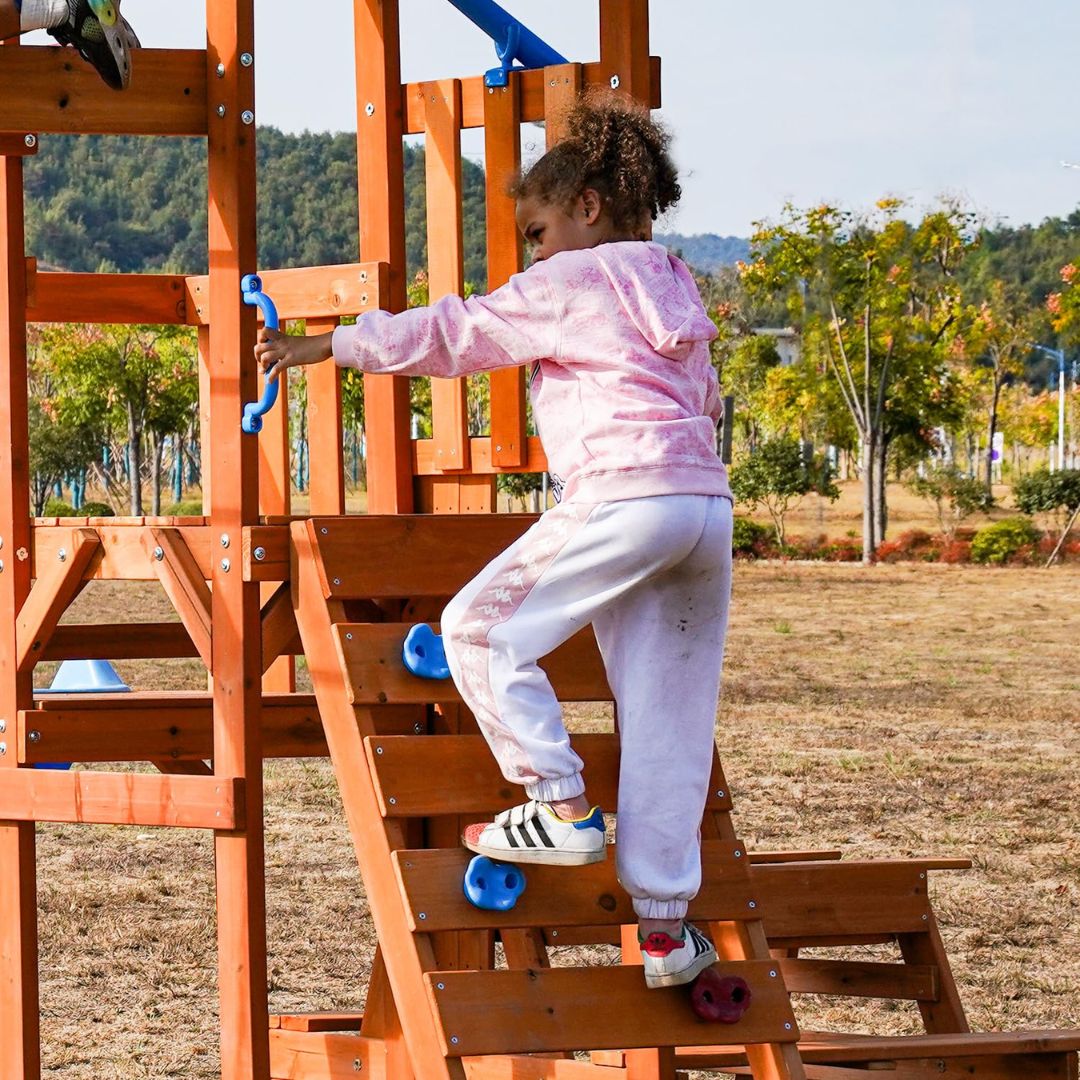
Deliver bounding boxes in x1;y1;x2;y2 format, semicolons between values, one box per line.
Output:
331;266;561;377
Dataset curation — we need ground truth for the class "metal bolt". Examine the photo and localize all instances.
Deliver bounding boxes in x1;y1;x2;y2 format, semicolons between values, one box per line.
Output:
24;134;37;149
216;62;225;78
153;546;164;561
0;536;4;548
495;444;502;452
450;1037;459;1046
321;527;329;535
610;74;621;89
57;548;67;562
919;872;926;879
365;102;375;116
360;271;368;282
0;719;5;733
922;913;928;921
716;790;725;798
388;797;397;805
28;730;41;744
217;104;226;117
345;632;354;641
734;849;743;858
221;558;231;572
769;969;777;978
353;1059;363;1072
220;534;231;548
0;560;4;573
242;110;255;125
333;578;342;586
253;546;266;562
784;1022;793;1031
412;722;423;734
0;743;6;756
240;52;254;67
748;900;757;909
436;982;445;990
375;746;384;755
550;930;559;938
417;909;424;918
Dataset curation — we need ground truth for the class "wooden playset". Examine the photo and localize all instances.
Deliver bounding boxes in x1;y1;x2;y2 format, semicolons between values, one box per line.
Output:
1;3;1077;1078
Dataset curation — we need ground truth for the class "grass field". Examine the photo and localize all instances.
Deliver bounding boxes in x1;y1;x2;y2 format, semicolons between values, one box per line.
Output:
32;561;1080;1077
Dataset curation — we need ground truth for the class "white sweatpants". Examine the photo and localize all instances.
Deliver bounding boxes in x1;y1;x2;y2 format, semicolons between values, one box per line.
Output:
441;494;733;920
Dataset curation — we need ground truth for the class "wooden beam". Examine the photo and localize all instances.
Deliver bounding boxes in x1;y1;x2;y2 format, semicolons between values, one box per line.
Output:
599;0;652;102
34;523;212;581
144;528;213;668
0;768;242;828
269;1027;386;1080
306;317;346;514
0;47;209;135
260;582;299;675
16;528;100;672
0;134;38;157
778;957;938;1001
42;623;199;661
414;436;547;476
544;64;583;145
26;268;188;325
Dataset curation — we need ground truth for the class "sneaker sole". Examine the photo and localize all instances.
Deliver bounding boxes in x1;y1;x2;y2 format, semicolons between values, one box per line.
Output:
644;947;719;989
462;838;607;866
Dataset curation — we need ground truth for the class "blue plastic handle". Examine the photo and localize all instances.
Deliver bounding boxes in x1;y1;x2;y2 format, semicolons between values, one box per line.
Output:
402;623;451;680
241;273;281;435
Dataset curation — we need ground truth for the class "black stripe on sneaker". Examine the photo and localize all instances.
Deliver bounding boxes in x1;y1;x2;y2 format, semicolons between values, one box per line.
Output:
531;814;556;848
516;823;537;848
687;925;712;957
503;826;519;848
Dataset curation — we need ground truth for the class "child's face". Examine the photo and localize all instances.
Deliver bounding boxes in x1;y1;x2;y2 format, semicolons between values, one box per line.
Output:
515;190;605;263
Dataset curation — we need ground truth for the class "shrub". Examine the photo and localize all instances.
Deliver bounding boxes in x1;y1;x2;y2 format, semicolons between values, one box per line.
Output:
876;530;940;563
79;501;114;517
971;517;1042;565
164;500;204;516
939;539;972;564
1014;469;1080;516
732;516;772;556
908;465;992;539
42;498;77;517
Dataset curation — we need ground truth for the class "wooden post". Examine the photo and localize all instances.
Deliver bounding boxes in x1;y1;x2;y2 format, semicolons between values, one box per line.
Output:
306;317;346;514
0;38;42;1071
355;0;414;513
205;4;270;1078
599;0;652;102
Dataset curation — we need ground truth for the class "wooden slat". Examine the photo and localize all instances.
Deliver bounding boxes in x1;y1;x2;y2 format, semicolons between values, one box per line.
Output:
144;527;212;668
306;317;346;515
429;963;798;1057
778;957;938;1001
26;269;188;325
338;623;610;704
42;623;199;660
899;908;971;1033
414;436;547;476
364;733;732;817
484;74;527;469
261;581;300;675
402;58;663;133
269;1027;386;1080
33;523;212;580
463;1056;622;1080
185;262;385;327
244;523;290;581
276;1013;365;1033
0;134;37;157
16;528;99;671
0;768;241;828
309;515;537;599
393;841;753;932
0;47;209;135
19;693;325;764
753;861;931;939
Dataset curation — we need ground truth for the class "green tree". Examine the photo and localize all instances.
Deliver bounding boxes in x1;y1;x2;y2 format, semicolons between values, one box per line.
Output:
907;465;991;540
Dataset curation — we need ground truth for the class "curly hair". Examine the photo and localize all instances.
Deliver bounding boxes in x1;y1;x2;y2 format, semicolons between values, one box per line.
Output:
510;88;681;235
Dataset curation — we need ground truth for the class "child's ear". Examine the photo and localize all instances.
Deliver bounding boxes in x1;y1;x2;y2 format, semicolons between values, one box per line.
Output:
580;188;603;225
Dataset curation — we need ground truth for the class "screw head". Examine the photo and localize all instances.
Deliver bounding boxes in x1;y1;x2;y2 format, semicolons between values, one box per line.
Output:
413;722;423;734
320;527;329;535
388;796;397;805
216;62;225;78
253;546;266;562
450;1036;459;1046
345;632;353;640
28;730;41;744
0;742;6;756
785;1022;793;1030
240;52;254;67
242;110;255;125
748;900;757;909
375;746;384;755
436;981;445;990
333;578;341;586
734;849;743;858
221;558;231;572
610;74;621;89
365;102;376;116
24;134;37;148
416;908;424;917
57;548;67;562
716;790;725;798
220;534;231;548
153;546;164;561
769;969;778;977
0;719;5;733
217;104;227;117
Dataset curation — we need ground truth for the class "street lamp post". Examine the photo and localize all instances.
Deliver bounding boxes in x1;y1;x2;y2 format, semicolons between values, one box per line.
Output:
1031;344;1067;471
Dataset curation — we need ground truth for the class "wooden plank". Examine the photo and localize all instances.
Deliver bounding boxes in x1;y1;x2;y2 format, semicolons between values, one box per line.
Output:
428;963;798;1057
898;909;971;1033
0;768;241;828
205;6;270;1079
364;734;732;817
0;134;37;157
424;78;470;476
0;72;42;1075
309;515;537;599
261;581;301;675
276;1013;365;1033
415;436;547;476
27;270;188;325
42;623;199;660
244;524;290;581
269;1027;387;1080
402;59;663;133
185;262;384;326
753;861;932;939
19;693;325;763
355;0;413;514
393;841;753;932
33;523;212;580
544;64;583;146
145;528;213;668
484;74;527;469
0;47;209;135
306;318;346;515
16;527;99;671
463;1056;620;1080
338;623;610;704
600;0;652;102
778;958;938;1001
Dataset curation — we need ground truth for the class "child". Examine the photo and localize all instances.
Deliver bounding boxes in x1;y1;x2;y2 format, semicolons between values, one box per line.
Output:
255;90;734;990
8;0;139;90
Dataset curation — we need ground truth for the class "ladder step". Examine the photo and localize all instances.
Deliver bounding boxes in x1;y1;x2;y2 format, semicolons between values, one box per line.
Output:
427;963;799;1057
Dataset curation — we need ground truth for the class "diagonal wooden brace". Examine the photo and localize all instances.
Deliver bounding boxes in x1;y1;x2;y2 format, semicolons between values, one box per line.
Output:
143;527;213;668
16;528;100;674
260;580;300;675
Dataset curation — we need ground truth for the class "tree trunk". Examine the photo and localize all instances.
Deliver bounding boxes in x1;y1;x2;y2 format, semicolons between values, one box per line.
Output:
127;409;144;515
861;432;876;564
985;378;1003;494
874;439;889;547
150;431;165;516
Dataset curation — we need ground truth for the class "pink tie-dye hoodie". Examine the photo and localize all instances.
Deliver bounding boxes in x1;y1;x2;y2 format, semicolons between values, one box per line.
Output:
331;240;732;505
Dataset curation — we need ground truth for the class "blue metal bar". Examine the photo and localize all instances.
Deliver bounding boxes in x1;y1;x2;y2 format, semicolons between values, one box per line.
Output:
444;0;568;86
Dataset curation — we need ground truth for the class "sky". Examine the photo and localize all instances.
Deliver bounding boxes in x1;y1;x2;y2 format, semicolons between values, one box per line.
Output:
29;1;1080;237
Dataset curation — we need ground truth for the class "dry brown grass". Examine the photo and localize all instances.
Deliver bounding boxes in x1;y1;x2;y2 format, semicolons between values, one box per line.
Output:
33;563;1080;1076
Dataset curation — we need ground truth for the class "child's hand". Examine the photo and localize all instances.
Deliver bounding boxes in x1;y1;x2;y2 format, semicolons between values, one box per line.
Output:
254;328;334;380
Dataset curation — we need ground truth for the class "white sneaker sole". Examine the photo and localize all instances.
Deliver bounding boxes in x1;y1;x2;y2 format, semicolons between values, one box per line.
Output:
463;838;607;866
644;946;718;989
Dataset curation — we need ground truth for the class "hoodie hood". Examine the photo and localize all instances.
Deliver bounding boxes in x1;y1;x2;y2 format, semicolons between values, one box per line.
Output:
590;241;719;360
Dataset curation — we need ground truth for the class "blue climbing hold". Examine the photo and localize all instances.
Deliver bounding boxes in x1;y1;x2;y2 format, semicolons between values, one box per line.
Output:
463;855;527;911
402;623;450;680
33;660;131;769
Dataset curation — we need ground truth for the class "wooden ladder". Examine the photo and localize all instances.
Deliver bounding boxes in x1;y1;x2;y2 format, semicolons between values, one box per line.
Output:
291;515;808;1080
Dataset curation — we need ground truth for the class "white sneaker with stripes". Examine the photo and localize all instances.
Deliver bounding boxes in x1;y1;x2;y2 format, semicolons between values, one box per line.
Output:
640;922;718;988
462;800;606;865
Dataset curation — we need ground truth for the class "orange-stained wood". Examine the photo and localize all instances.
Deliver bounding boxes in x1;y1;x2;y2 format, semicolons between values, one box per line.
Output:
484;74;527;470
27;268;188;325
543;64;583;145
306;317;346;514
0;134;38;157
42;622;199;660
897;910;971;1034
776;958;938;1002
268;1028;387;1079
144;528;213;668
0;47;209;135
15;528;99;672
415;435;547;476
33;522;212;580
197;324;212;513
260;581;299;675
0;769;242;829
0;52;42;1073
599;0;652;102
355;0;413;513
204;4;270;1078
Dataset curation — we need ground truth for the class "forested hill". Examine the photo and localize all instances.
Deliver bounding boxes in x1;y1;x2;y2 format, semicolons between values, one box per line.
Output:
654;232;749;271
